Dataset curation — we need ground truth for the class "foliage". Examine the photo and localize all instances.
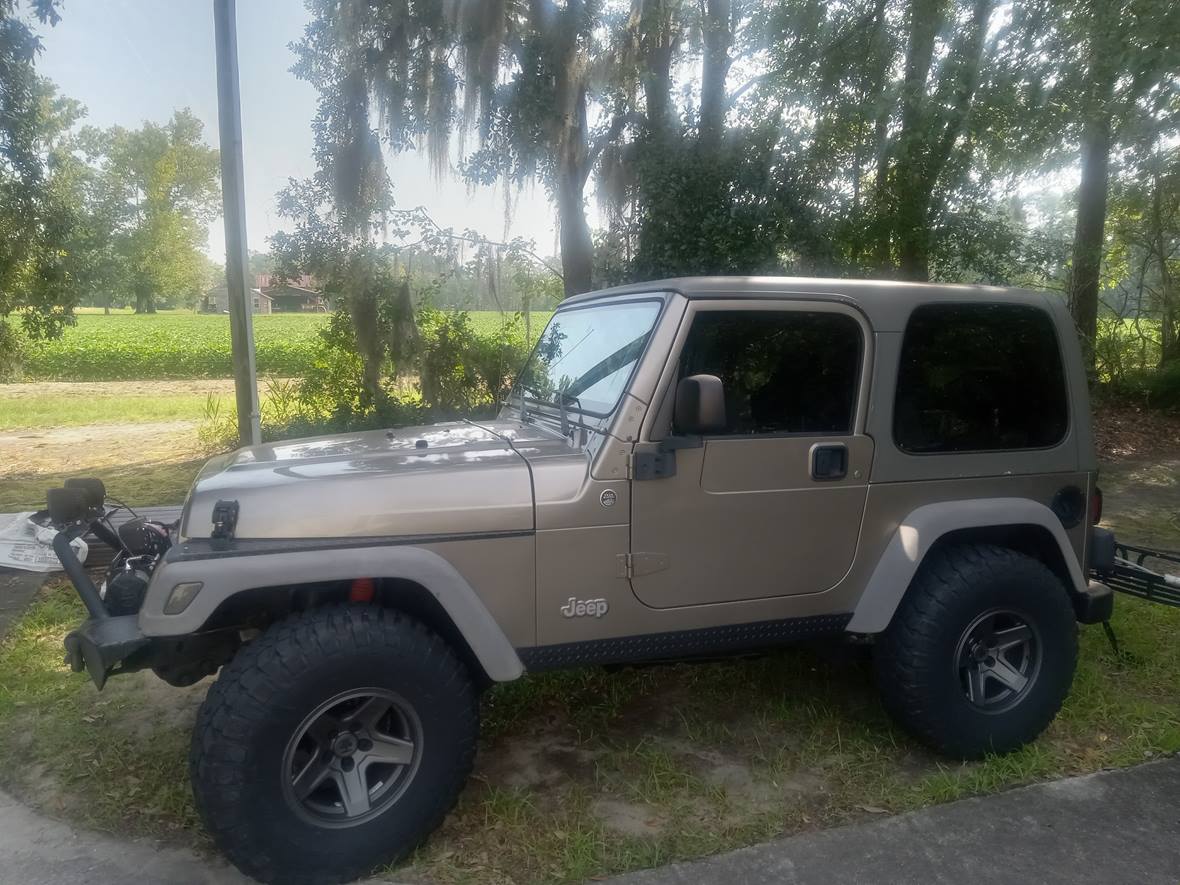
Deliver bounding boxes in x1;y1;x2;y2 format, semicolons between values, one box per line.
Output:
187;304;534;447
270;175;420;407
293;0;615;295
418;306;530;417
1;0;221;373
0;0;79;366
196;391;237;451
623;126;827;279
75;110;222;313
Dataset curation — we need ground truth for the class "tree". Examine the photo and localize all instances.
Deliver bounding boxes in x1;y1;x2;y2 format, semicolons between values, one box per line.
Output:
1105;145;1180;373
270;176;418;407
248;250;274;279
592;0;1053;286
294;0;627;297
0;0;76;369
1021;0;1180;374
80;110;221;312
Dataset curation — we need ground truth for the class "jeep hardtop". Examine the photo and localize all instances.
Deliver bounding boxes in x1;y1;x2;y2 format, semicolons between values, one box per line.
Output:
50;276;1122;885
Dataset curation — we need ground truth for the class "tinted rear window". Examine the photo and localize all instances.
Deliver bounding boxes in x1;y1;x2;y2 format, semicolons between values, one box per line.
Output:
894;303;1068;453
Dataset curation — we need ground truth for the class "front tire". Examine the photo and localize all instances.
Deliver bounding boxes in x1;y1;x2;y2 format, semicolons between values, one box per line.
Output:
190;605;478;885
874;544;1077;759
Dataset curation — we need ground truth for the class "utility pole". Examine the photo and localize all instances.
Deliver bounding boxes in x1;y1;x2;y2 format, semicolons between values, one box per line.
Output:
213;0;260;447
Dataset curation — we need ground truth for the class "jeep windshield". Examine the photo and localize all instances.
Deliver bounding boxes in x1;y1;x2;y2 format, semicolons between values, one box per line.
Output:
514;299;662;417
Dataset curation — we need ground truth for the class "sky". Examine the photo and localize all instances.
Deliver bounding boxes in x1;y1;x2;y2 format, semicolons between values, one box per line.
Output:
34;0;559;263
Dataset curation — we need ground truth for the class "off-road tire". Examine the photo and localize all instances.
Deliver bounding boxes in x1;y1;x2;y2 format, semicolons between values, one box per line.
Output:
874;543;1077;759
190;604;478;885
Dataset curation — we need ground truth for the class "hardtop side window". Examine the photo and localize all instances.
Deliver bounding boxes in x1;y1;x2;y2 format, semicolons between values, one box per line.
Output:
678;309;862;436
894;303;1068;453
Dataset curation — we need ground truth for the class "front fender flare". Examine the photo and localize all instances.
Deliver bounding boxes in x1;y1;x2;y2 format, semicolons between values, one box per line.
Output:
139;545;524;681
846;498;1085;634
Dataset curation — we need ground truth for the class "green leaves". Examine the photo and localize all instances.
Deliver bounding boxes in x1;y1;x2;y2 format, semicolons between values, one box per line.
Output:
0;2;79;360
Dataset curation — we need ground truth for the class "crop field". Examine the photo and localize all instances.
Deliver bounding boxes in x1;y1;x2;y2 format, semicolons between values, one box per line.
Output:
19;310;539;381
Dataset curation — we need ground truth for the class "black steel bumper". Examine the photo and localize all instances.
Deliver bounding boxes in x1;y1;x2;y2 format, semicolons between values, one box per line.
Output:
63;615;149;690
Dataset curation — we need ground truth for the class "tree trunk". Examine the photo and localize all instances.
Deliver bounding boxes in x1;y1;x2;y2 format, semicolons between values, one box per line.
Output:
872;0;943;274
1069;110;1112;378
891;0;994;282
1069;3;1122;379
699;0;733;151
890;0;951;281
638;0;677;136
1154;170;1179;366
134;286;155;314
549;3;594;298
557;159;594;297
345;257;385;408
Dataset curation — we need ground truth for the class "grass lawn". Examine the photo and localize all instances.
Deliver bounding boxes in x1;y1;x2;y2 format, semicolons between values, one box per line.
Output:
0;392;211;431
0;462;1176;882
0;460;205;512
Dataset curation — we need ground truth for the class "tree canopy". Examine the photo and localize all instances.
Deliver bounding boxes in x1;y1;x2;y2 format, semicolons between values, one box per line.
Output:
288;0;1180;376
0;0;74;367
76;110;221;312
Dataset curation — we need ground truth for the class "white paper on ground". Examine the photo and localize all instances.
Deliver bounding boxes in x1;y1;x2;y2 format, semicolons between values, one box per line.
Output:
0;512;88;572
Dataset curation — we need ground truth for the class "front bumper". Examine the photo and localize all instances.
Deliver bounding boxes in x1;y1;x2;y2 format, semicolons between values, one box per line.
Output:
63;615;150;689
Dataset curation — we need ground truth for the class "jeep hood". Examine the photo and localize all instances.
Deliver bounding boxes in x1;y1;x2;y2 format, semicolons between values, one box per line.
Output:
180;420;572;540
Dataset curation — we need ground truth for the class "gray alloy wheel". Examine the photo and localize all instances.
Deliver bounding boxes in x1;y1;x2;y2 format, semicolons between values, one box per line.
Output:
281;687;423;828
953;608;1043;714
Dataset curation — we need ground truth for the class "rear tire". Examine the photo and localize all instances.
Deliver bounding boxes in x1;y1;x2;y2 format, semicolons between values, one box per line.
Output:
190;604;478;885
873;543;1077;759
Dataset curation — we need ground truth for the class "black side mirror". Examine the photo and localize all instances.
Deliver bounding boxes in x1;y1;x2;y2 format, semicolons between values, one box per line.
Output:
674;374;726;436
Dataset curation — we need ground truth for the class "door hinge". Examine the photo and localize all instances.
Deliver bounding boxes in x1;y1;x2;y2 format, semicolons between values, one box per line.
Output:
616;552;669;578
628;435;703;481
629;450;676;481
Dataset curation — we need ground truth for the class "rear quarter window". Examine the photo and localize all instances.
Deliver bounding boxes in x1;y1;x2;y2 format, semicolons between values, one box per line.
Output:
894;303;1068;453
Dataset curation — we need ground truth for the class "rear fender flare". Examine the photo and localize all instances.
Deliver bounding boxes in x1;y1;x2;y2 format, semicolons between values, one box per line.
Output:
139;545;524;681
846;498;1085;634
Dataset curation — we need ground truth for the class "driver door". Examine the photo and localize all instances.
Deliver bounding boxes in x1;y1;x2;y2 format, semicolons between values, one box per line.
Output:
629;300;873;609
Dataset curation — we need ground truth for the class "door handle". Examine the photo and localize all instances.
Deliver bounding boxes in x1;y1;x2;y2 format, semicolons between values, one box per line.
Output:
810;443;848;481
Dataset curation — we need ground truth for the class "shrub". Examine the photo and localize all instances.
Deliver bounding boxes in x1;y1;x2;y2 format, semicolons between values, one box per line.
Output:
1115;362;1180;412
417;307;530;418
197;306;535;448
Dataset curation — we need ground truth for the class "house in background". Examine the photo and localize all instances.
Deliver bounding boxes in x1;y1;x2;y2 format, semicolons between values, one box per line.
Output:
201;285;272;314
256;274;328;312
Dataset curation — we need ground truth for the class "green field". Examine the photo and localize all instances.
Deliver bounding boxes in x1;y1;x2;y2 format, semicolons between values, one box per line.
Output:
19;311;541;381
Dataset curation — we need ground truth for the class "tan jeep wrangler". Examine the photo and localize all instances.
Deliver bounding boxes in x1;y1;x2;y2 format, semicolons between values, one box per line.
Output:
52;277;1116;884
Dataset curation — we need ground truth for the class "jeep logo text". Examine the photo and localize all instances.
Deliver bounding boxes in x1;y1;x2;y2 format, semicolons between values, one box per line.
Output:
561;596;609;618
